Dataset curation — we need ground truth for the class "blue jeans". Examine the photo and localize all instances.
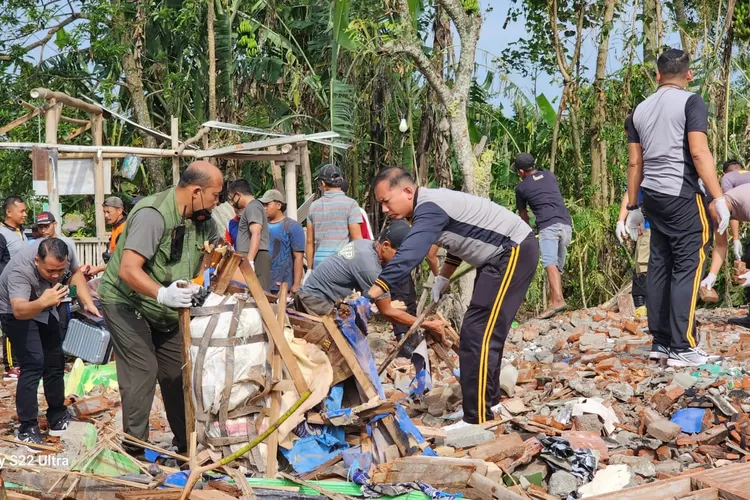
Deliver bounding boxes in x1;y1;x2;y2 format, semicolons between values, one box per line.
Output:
538;223;572;271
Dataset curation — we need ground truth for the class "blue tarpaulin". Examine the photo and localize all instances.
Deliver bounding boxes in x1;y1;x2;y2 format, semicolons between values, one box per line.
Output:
335;297;385;400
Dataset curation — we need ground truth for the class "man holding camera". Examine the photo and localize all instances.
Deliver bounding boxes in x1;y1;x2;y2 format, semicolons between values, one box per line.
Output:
0;238;99;450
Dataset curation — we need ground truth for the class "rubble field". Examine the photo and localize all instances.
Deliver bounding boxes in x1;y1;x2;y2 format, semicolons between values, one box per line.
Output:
2;302;750;499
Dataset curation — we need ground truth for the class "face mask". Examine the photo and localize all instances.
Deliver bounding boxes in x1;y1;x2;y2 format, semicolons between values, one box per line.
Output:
191;190;212;223
231;193;242;210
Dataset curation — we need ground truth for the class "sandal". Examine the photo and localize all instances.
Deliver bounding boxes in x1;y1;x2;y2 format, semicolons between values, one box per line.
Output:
538;304;569;320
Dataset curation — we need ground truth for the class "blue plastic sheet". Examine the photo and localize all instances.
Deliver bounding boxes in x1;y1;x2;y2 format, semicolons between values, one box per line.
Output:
282;434;348;474
671;408;706;434
336;297;385;400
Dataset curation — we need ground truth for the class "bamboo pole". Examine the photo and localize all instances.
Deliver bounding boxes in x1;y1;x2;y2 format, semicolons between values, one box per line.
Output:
171;116;180;185
300;142;313;198
30;88;102;115
0;142;195;157
91;113;106;240
177;283;196;440
284;159;298;220
45;99;61;225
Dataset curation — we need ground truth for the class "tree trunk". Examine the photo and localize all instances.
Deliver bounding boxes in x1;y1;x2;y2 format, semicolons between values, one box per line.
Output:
121;3;166;191
717;0;736;160
673;0;695;56
208;0;217;123
643;0;658;67
590;0;617;208
549;86;568;174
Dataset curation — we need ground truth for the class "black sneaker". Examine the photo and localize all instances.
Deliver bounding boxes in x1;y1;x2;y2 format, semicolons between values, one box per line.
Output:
49;412;71;437
728;315;750;329
17;427;44;454
649;343;669;360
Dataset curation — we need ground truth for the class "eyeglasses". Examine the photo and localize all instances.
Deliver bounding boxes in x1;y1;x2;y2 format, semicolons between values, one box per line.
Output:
170;224;186;261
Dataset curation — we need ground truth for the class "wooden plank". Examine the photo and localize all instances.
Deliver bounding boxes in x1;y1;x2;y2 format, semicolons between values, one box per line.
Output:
320;316;378;401
377;301;438;375
177;283;196;439
300;142;312;198
372;456;488;489
212;252;242;295
92;113;106;239
264;283;287;478
240;261;308;394
468;472;526;500
201;135;306;158
0;108;41;135
676;488;719;500
585;477;693;500
290;314;351;385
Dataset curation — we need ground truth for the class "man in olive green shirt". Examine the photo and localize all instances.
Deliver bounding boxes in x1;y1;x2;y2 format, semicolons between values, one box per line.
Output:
98;161;223;454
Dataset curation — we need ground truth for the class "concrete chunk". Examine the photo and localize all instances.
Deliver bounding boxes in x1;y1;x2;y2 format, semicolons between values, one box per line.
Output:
548;470;578;498
646;419;682;442
445;424;495;449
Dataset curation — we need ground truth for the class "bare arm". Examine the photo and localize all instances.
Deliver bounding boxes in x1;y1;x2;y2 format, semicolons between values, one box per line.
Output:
247;224;261;262
119;249;162;300
70;269;99;315
731;220;741;243
292;251;304;292
305;224;315;269
618;192;629;222
688;132;722;200
426;245;440;276
626;143;644;207
11;284;68;321
518;208;530;226
708;230;727;276
348;223;362;241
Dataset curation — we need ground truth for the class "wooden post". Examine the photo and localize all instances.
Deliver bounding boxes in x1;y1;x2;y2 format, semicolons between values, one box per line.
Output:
91;113;106;241
45;99;60;224
177;284;196;439
171;116;180;186
265;282;287;478
300;142;312;198
284;159;298;220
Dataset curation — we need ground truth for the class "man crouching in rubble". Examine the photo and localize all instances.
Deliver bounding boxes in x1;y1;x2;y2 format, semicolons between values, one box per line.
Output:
368;168;538;426
701;183;750;328
97;161;223;455
294;219;446;337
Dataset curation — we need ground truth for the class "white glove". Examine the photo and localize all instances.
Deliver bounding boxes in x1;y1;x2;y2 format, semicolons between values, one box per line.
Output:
248;260;255;271
715;197;731;235
740;271;750;288
625;208;644;242
157;280;193;308
302;269;312;285
734;240;743;261
615;221;628;244
700;272;717;290
432;275;450;303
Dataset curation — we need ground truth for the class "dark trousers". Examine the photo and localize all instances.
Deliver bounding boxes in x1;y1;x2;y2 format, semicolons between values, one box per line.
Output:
391;274;417;340
102;303;187;452
3;331;18;370
642;190;710;350
1;313;66;432
460;234;538;424
255;250;271;292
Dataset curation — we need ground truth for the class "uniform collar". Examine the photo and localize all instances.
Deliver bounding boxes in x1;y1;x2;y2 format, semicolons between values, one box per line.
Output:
112;215;127;229
1;221;23;234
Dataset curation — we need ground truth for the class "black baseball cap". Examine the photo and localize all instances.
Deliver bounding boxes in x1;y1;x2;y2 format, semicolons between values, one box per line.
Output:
316;164;344;187
512;153;535;171
722;159;742;173
36;211;56;225
378;220;411;249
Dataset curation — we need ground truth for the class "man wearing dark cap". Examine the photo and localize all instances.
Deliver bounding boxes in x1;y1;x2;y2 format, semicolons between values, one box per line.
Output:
295;220;445;335
86;197;128;277
35;212;77;261
306;164;362;269
514;153;572;319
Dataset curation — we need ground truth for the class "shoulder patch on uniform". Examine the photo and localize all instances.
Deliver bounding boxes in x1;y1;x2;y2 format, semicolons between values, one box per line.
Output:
338;242;355;260
532;174;544;181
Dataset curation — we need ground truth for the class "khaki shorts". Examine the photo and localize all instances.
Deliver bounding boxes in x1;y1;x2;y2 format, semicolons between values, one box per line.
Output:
635;229;650;274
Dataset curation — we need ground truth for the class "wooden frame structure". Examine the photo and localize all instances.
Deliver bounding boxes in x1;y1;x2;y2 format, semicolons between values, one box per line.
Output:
0;88;333;262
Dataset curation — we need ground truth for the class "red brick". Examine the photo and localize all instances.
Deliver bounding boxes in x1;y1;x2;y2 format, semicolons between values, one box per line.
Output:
655;445;671;461
561;431;609;460
468;433;525;462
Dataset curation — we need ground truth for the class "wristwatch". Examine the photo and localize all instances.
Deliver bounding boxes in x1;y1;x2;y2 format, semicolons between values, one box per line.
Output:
626;204;639;211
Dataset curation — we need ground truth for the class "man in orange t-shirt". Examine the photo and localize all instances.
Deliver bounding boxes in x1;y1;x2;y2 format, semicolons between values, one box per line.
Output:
86;197;127;277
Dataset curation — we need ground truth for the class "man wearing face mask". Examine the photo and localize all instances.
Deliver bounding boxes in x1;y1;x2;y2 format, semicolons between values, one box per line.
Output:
227;179;271;291
97;161;223;455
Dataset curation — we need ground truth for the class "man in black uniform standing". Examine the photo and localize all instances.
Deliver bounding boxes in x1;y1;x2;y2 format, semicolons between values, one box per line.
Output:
626;48;729;367
368;168;538;426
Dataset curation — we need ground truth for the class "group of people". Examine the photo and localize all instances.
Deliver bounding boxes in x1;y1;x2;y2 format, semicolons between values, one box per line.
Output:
3;46;748;450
